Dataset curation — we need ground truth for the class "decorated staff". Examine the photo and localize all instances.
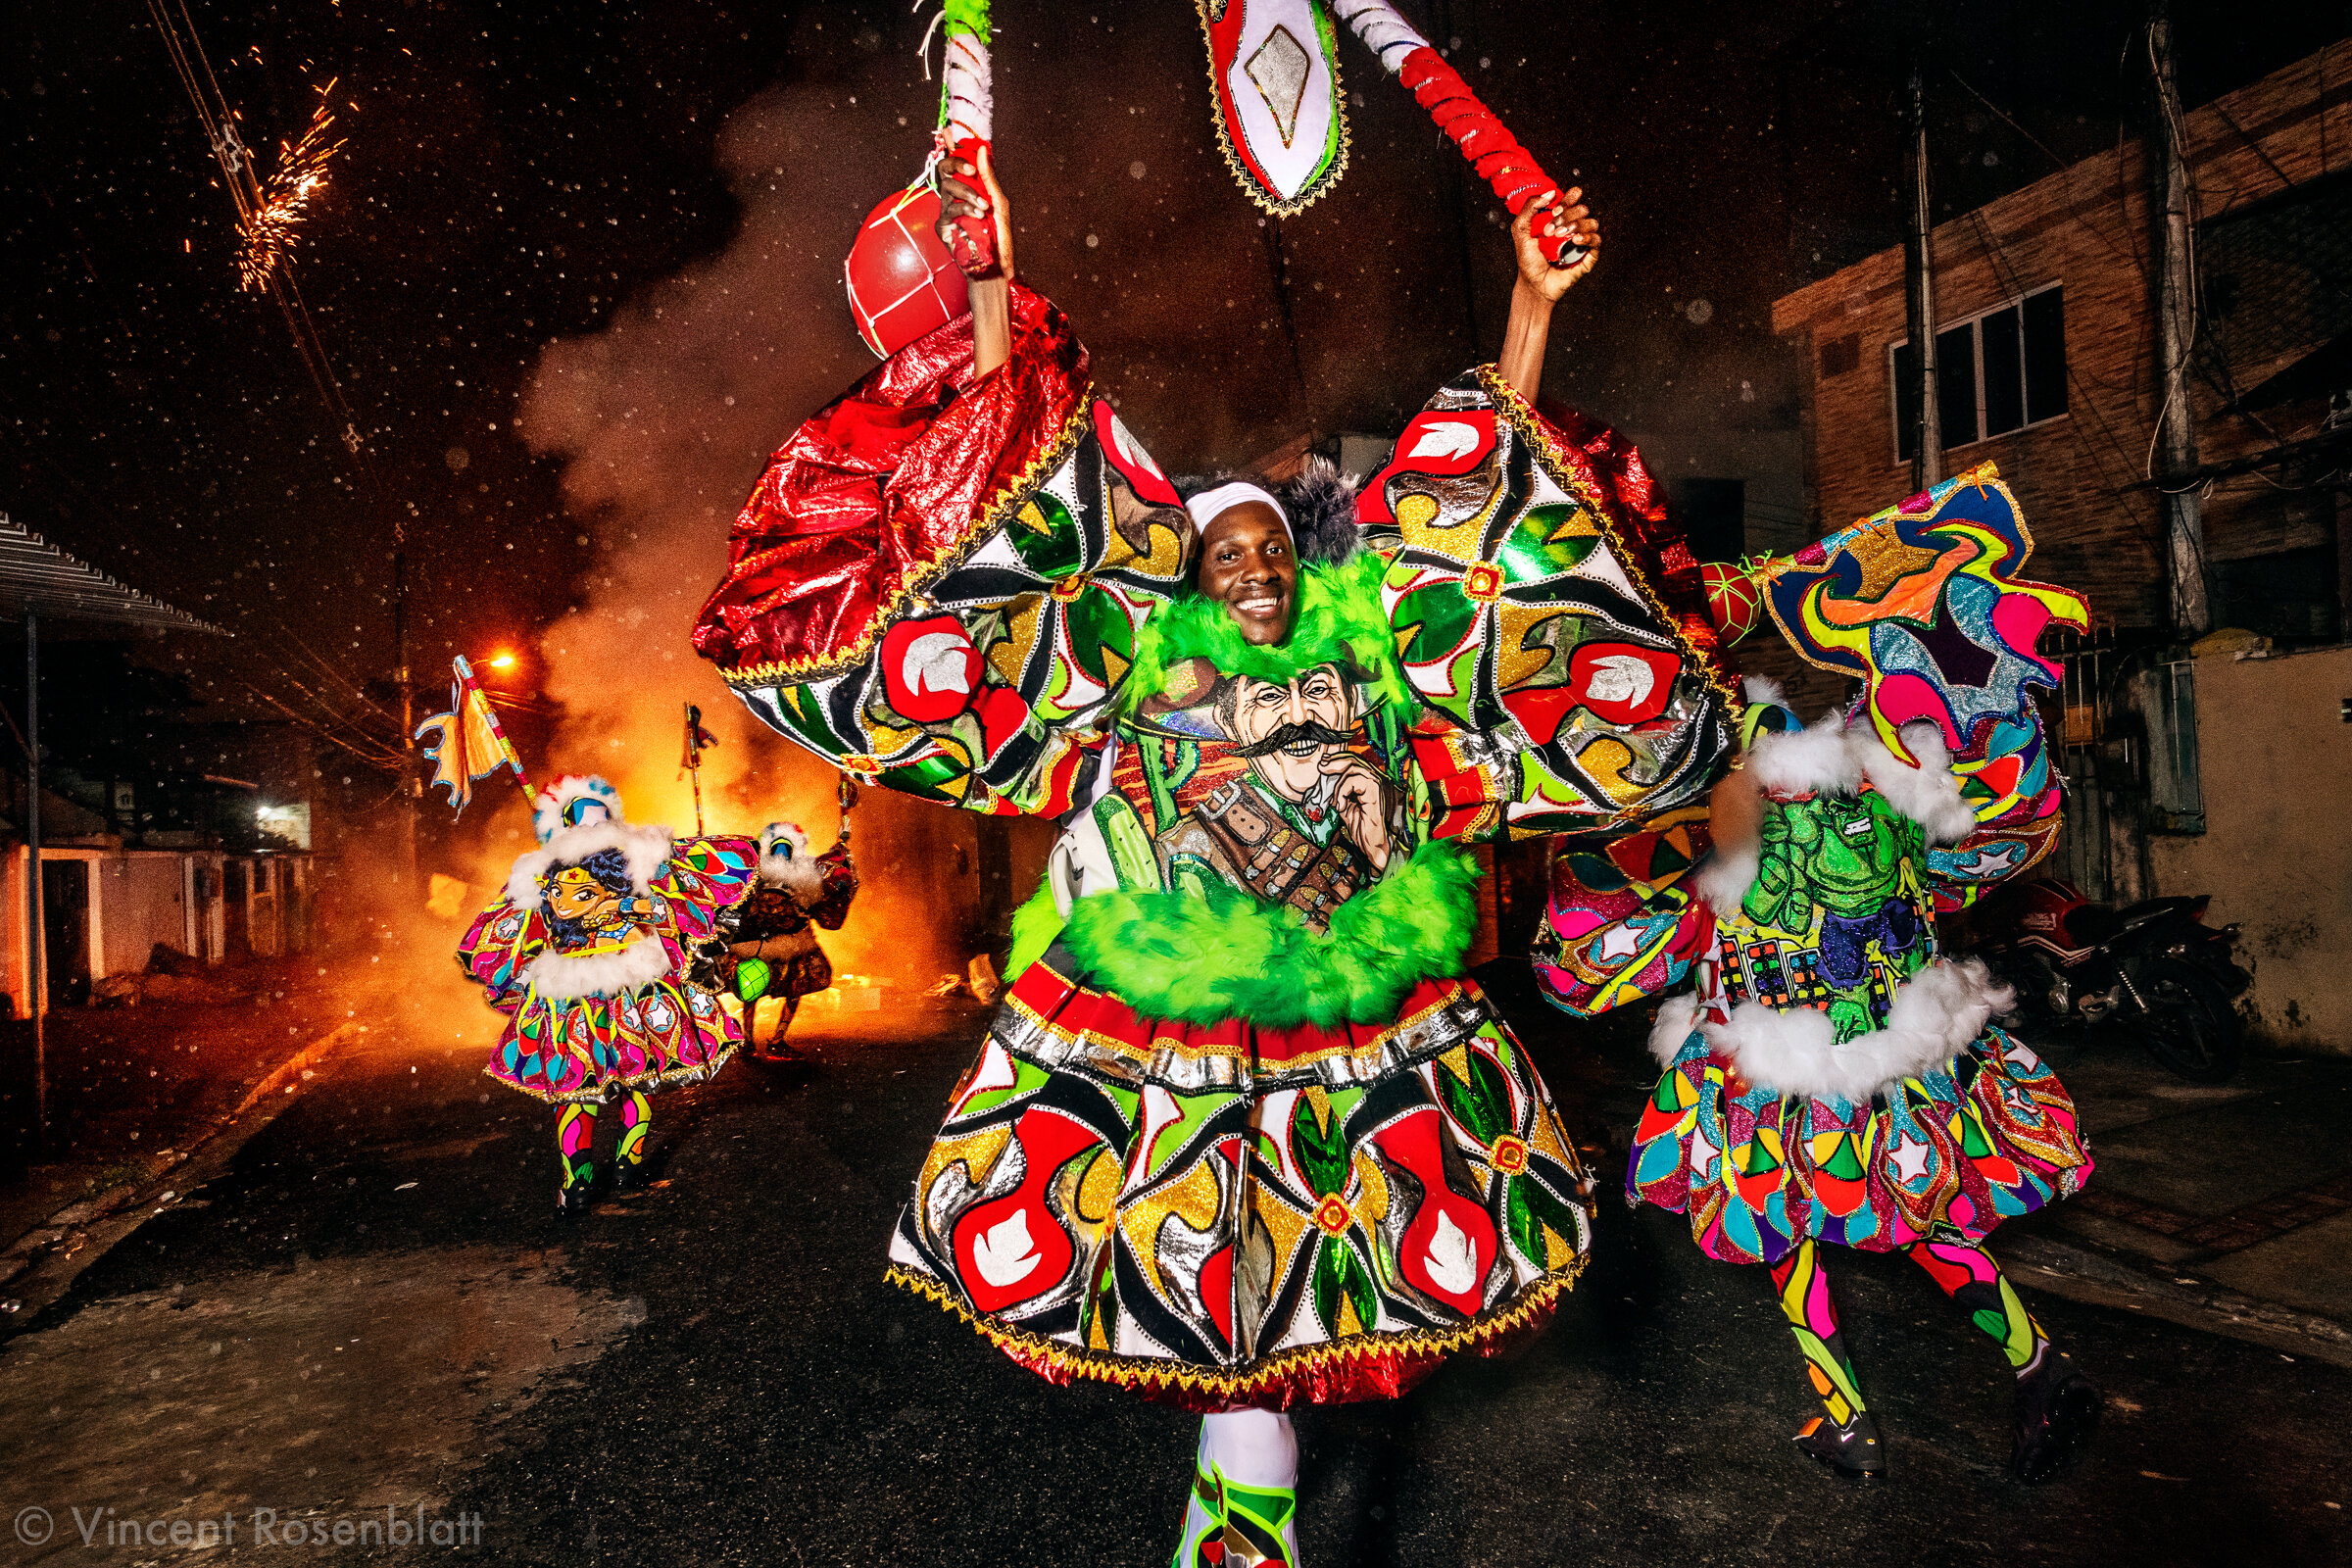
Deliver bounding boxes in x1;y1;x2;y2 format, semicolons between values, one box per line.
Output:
842;1;997;356
1199;0;1589;267
415;654;534;813
681;703;720;836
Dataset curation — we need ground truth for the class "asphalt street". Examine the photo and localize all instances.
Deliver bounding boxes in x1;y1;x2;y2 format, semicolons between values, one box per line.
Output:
5;967;2347;1567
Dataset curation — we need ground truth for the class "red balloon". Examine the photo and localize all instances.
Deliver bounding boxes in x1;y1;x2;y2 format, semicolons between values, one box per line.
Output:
844;184;970;359
1700;560;1764;647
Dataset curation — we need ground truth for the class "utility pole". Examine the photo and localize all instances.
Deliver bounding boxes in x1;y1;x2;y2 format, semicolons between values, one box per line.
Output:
393;547;417;886
23;607;42;1153
2149;0;2210;638
1904;60;1943;494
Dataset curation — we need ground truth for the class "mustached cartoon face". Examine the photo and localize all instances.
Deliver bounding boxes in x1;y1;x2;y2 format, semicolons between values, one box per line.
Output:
1224;665;1352;803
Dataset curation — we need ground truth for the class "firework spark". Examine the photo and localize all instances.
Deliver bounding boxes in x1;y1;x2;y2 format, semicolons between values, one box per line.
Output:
236;79;344;294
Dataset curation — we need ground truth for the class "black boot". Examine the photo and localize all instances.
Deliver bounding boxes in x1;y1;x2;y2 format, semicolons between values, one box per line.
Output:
1793;1409;1887;1482
557;1180;594;1216
2012;1368;2100;1483
612;1159;649;1195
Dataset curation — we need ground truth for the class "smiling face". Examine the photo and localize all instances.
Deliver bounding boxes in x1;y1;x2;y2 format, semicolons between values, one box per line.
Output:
1195;502;1298;646
545;863;627;934
1227;666;1352;803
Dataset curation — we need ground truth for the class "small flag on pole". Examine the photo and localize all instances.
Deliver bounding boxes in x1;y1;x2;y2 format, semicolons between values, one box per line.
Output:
416;655;534;814
681;705;720;772
681;704;718;836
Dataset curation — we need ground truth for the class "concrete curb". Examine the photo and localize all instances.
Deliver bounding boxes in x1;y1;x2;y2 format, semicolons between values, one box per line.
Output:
229;1019;365;1118
0;1018;368;1316
2003;1230;2352;1368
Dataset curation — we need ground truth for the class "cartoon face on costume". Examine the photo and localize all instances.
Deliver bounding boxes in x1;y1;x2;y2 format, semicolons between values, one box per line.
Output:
1220;665;1353;805
545;863;628;934
1743;790;1914;933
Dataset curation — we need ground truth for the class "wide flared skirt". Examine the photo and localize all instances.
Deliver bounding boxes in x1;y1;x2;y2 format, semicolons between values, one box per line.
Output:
1629;1021;2092;1265
886;944;1594;1412
482;979;743;1104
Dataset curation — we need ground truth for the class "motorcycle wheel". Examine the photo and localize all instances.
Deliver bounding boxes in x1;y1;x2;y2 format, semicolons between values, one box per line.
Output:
2128;960;2241;1083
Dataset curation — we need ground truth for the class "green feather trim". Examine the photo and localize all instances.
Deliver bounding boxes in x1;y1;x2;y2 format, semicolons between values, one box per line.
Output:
1004;875;1066;984
1055;841;1481;1029
1120;552;1408;717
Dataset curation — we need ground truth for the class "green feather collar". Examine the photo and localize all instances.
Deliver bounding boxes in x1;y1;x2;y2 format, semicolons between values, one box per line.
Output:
1120;552;1408;715
1009;841;1481;1030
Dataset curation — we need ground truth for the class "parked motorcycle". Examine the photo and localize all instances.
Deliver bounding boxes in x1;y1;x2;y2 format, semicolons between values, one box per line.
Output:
1975;879;2251;1083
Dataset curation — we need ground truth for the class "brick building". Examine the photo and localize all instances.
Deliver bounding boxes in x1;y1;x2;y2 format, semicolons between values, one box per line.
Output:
1772;42;2352;1054
1774;44;2349;639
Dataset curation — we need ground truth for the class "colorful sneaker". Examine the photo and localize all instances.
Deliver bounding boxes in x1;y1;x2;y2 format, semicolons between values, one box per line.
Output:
1793;1408;1886;1482
1169;1453;1298;1568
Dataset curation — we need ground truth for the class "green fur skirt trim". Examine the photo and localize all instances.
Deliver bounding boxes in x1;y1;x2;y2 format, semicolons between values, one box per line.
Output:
1011;841;1481;1031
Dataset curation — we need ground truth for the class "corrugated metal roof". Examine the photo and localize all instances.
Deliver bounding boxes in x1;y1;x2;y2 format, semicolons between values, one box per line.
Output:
0;514;226;634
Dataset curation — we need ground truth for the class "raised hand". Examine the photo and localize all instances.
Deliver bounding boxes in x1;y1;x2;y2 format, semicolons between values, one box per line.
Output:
1513;187;1600;302
935;141;1015;283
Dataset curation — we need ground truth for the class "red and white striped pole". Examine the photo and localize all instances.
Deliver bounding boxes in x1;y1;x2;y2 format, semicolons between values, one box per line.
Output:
1332;0;1588;268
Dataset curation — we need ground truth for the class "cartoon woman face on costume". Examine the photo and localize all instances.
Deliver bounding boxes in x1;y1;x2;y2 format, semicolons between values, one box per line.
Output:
546;864;628;934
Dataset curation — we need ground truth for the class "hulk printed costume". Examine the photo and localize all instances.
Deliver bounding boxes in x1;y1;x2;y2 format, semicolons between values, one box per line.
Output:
1743;791;1927;1043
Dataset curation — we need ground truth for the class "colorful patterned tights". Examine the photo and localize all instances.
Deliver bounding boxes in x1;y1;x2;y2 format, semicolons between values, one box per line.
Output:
1769;1230;2053;1429
554;1092;653;1190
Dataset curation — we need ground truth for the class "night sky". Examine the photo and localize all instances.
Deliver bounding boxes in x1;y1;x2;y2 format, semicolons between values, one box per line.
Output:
3;1;2340;842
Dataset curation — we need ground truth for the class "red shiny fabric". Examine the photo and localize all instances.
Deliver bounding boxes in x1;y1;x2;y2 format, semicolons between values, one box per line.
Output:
692;282;1090;679
1533;398;1733;691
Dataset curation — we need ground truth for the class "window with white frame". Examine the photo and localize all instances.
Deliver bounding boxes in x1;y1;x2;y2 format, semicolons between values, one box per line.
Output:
1890;284;2068;463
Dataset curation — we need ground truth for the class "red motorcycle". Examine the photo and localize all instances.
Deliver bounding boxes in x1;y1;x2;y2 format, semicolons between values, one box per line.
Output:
1975;879;2250;1083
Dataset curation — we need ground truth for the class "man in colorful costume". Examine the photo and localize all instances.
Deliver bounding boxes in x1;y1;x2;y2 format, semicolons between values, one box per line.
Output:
1533;467;2101;1483
692;149;1732;1563
713;821;859;1059
459;775;760;1212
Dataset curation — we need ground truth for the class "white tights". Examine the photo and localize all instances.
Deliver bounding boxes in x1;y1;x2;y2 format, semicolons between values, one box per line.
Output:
1200;1408;1298;1488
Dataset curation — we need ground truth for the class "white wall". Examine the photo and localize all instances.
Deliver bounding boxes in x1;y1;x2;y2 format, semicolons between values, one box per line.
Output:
2149;644;2352;1054
96;854;187;974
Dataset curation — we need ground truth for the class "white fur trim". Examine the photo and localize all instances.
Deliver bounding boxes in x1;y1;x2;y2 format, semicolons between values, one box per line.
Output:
1744;710;1864;798
1648;994;1702;1070
1690;845;1760;920
1740;674;1787;707
1854;722;1980;846
532;773;621;844
505;820;674;907
761;852;825;900
1700;957;2014;1103
1741;711;1980;844
521;933;673;1001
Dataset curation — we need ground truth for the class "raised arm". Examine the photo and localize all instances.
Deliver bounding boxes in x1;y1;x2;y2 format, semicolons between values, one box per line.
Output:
1494;189;1601;405
937;144;1018;379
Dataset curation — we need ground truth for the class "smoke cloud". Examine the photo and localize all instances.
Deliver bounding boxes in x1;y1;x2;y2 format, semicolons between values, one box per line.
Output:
515;85;994;987
517;84;868;825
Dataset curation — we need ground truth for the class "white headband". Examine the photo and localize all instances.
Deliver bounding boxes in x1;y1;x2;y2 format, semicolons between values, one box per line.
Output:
1182;481;1289;538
